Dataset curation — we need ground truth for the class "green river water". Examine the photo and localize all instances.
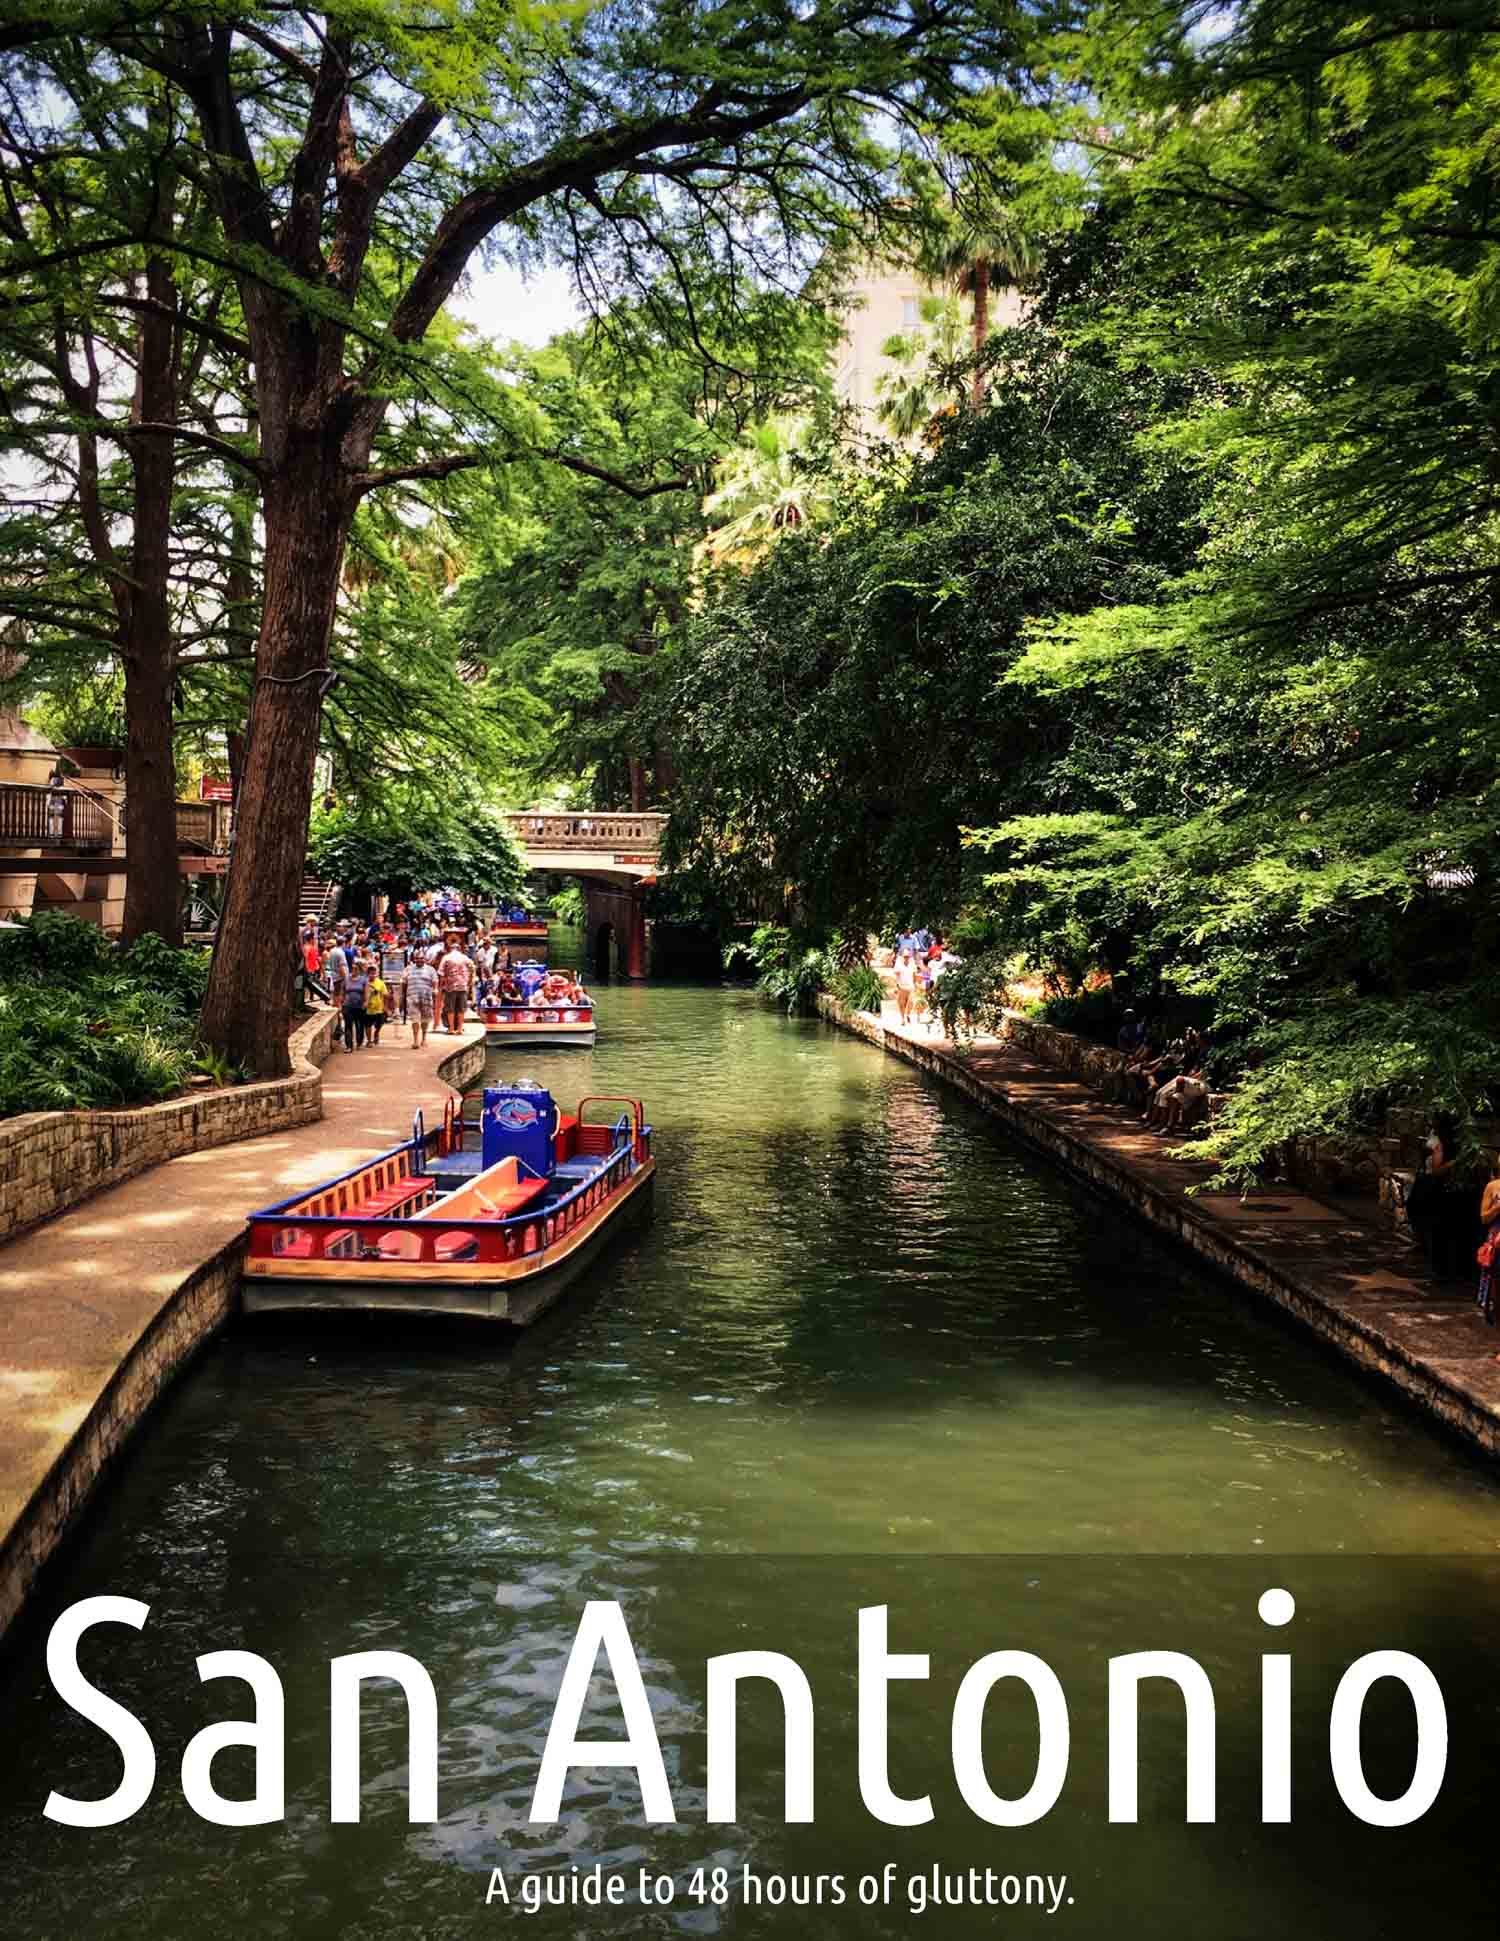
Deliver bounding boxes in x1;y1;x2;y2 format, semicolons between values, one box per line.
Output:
3;949;1499;1937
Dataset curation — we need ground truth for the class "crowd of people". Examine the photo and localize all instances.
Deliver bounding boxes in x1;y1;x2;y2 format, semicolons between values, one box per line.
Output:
1113;1014;1213;1135
294;895;590;1054
888;927;962;1030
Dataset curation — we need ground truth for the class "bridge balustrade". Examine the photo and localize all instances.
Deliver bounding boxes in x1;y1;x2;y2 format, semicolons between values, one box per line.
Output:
507;811;667;853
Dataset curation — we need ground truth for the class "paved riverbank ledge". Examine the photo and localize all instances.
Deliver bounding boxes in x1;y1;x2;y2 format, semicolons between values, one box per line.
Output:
0;1007;335;1246
0;1022;485;1647
819;995;1500;1462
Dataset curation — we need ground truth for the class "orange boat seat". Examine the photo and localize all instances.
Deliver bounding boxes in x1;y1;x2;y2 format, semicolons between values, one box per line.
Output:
472;1175;549;1219
555;1113;578;1162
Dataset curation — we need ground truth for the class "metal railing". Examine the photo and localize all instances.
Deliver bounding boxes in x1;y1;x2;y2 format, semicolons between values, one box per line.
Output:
247;1122;652;1270
0;780;111;850
506;811;667;853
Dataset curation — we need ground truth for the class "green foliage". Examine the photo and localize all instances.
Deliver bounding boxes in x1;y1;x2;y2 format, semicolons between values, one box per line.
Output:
0;910;115;980
456;312;832;806
550;885;588;927
831;963;887;1015
122;932;212;1011
961;0;1500;1176
307;803;524;904
0;915;209;1116
664;321;1203;931
724;923;831;1015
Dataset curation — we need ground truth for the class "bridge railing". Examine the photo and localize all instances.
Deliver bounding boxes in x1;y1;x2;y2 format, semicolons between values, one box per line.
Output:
507;811;668;854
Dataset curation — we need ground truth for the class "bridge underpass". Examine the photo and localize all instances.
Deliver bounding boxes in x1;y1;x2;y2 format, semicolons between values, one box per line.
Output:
504;811;667;979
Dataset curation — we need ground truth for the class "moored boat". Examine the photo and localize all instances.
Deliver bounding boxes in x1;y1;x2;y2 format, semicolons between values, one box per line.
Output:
243;1084;653;1323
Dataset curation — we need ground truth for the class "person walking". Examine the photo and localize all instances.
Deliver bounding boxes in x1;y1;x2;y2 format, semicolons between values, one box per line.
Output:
341;959;371;1052
324;936;349;1012
405;954;437;1049
381;935;410;1026
365;968;389;1045
437;934;473;1034
892;947;917;1026
1477;1171;1500;1330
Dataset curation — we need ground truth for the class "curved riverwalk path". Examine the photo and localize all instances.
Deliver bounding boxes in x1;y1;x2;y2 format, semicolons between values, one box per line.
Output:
0;1017;485;1644
823;995;1500;1461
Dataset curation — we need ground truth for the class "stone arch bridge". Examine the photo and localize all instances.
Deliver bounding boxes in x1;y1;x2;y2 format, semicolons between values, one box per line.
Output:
505;811;667;979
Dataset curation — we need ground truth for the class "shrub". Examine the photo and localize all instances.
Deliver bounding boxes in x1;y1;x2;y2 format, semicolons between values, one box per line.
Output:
832;963;886;1014
123;932;212;1009
725;922;830;1013
0;915;208;1117
1033;986;1126;1043
0;910;114;979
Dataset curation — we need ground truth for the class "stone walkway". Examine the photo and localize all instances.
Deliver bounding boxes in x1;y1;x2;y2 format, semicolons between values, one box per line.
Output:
0;1017;485;1639
828;998;1500;1458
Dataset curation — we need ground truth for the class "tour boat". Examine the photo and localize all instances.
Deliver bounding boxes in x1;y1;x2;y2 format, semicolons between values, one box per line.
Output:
480;992;596;1048
242;1085;653;1324
491;919;550;957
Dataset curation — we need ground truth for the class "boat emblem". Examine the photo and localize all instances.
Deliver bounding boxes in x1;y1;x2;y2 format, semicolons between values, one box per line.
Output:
490;1097;539;1128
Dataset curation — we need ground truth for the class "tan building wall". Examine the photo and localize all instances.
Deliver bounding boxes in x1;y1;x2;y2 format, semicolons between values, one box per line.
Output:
829;260;1025;429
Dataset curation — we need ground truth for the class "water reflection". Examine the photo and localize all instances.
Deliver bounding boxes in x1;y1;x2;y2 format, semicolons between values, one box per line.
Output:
1;954;1498;1937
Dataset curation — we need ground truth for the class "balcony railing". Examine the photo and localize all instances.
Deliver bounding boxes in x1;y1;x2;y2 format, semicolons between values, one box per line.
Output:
507;811;667;854
0;781;112;851
175;801;220;851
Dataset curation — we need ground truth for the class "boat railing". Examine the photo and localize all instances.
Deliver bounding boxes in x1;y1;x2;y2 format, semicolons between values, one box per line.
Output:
578;1095;647;1162
247;1134;647;1268
481;1003;594;1022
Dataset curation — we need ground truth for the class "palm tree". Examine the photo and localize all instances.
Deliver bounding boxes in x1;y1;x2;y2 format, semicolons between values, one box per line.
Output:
874;295;969;443
696;416;833;571
926;207;1040;406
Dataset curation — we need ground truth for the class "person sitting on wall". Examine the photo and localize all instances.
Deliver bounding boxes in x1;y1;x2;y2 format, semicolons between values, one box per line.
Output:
1116;1009;1146;1055
1151;1072;1211;1135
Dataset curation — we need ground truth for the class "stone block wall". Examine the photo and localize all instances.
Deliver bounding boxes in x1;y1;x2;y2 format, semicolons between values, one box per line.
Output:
1001;1010;1498;1202
0;1007;336;1244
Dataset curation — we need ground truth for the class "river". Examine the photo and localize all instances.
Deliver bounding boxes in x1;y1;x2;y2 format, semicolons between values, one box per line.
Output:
3;950;1498;1937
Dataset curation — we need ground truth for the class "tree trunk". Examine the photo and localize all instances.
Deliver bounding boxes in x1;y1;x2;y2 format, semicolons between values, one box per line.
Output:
121;232;183;946
628;755;647;810
198;447;354;1073
970;258;990;409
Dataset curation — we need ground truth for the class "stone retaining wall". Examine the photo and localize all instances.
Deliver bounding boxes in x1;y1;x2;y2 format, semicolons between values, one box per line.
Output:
0;1008;336;1245
819;996;1500;1460
0;1030;486;1650
988;1010;1497;1203
0;1237;244;1646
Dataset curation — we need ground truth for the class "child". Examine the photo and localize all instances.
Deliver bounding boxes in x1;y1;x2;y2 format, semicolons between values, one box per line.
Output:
366;970;389;1044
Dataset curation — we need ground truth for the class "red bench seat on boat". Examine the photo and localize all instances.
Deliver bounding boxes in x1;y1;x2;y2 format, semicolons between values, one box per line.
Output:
358;1176;430;1217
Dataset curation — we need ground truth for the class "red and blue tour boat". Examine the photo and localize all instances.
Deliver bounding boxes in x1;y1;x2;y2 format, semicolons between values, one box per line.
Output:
490;913;550;958
243;1084;653;1324
481;963;596;1048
